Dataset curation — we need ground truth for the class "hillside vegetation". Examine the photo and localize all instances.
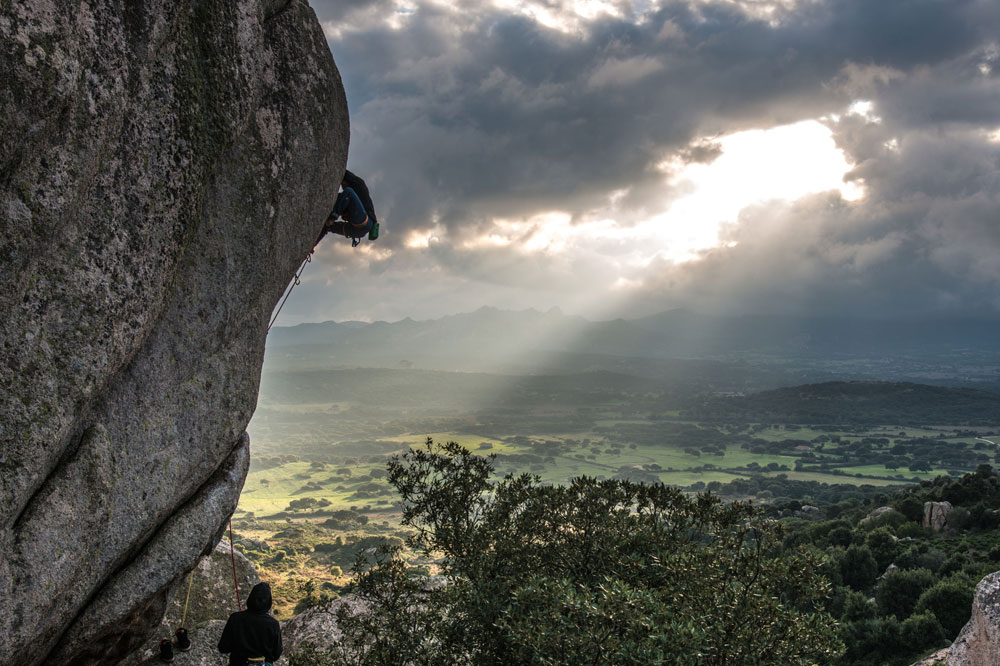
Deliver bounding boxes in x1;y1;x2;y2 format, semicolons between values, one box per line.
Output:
688;381;1000;426
291;440;843;666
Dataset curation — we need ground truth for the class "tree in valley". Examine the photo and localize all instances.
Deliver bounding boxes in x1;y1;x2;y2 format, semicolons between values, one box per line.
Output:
304;439;843;666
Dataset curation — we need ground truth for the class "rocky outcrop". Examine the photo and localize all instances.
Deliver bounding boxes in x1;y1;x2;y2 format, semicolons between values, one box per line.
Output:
945;572;1000;666
863;506;896;522
0;1;349;665
924;501;953;532
911;647;949;666
282;595;368;655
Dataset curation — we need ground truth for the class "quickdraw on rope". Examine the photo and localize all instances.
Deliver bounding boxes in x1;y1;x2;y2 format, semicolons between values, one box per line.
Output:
229;518;243;611
267;252;313;332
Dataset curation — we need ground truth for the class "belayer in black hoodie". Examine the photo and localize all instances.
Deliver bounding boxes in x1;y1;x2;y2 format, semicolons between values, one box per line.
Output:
218;582;282;665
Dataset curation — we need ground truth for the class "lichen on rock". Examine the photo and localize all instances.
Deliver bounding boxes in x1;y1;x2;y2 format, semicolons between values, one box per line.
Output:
0;1;349;664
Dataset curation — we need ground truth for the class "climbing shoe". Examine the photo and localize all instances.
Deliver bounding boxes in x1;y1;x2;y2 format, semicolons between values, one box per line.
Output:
368;221;379;241
175;627;191;652
159;638;174;662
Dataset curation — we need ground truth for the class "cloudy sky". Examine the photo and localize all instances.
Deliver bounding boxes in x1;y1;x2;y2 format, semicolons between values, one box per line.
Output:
280;0;1000;324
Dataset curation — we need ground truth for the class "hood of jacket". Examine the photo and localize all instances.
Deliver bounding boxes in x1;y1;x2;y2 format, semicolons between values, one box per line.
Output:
246;582;272;613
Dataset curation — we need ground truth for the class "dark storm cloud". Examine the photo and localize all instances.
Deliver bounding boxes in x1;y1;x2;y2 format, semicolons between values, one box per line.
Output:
299;0;1000;320
319;0;990;231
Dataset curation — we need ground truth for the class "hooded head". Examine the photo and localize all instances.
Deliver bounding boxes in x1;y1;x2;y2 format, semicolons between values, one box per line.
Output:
246;582;273;613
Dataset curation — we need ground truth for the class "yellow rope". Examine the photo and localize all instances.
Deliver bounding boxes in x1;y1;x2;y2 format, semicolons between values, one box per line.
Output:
180;569;195;628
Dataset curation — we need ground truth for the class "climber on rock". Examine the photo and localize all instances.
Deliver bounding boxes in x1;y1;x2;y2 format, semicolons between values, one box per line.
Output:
218;582;282;666
316;168;380;248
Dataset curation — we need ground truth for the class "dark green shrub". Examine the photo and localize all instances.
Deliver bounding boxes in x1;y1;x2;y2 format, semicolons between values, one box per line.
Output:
865;527;900;571
876;568;936;620
841;545;878;592
899;610;946;653
914;580;975;637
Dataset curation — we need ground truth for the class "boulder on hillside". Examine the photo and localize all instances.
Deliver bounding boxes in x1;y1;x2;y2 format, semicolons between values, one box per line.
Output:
945;571;1000;666
0;0;349;663
863;506;896;522
924;501;953;532
282;595;369;657
281;577;449;660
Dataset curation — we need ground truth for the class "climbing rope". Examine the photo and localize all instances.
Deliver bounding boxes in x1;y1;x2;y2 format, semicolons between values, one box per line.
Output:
229;518;242;611
267;252;313;332
180;569;195;628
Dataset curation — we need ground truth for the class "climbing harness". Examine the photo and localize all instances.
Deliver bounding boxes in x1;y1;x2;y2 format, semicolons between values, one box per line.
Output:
229;518;243;611
350;215;370;248
267;252;312;332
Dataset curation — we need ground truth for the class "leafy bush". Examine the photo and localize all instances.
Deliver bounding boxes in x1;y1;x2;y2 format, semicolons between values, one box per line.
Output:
324;440;843;665
876;568;936;620
914;579;975;637
865;527;900;571
841;590;877;622
899;610;945;653
840;545;878;591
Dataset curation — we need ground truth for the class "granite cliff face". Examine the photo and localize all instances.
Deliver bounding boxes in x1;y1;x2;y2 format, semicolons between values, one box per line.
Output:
0;1;349;664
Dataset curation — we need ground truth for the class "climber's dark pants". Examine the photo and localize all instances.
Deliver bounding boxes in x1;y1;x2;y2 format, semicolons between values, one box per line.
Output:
330;187;371;237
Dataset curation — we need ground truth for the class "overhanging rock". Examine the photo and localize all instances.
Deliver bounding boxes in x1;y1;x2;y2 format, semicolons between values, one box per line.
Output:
0;1;349;664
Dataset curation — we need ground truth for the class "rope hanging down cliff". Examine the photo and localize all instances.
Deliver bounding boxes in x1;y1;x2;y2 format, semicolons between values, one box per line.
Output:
229;518;243;611
267;252;312;332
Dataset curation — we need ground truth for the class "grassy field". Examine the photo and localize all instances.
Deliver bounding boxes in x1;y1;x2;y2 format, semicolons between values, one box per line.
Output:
241;415;974;520
237;422;960;533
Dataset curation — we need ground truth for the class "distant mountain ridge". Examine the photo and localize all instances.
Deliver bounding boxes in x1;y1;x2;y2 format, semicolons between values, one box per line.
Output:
687;381;1000;426
267;307;1000;384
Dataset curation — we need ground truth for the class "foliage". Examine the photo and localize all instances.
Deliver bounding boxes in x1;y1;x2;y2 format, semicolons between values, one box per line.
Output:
899;611;945;655
838;616;905;666
687;381;1000;426
325;440;844;665
865;527;900;571
769;465;1000;665
841;591;877;622
840;545;878;592
875;568;936;620
915;579;975;637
